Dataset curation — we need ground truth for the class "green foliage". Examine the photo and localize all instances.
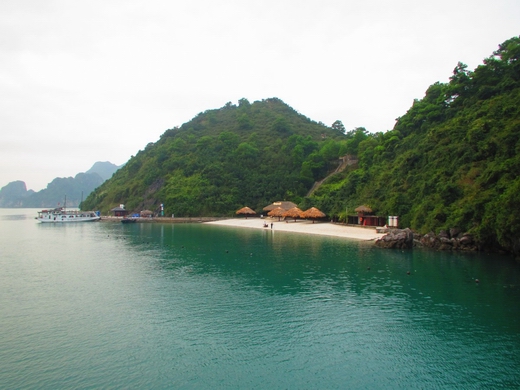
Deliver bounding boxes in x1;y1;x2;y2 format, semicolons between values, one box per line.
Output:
84;98;345;216
312;36;520;254
331;120;345;133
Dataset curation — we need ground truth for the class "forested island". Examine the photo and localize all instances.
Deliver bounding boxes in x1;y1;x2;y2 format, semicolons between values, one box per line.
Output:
82;37;520;256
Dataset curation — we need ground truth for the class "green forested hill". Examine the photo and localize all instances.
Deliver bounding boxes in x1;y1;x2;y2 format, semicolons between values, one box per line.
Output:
83;37;520;254
311;36;520;253
82;98;348;215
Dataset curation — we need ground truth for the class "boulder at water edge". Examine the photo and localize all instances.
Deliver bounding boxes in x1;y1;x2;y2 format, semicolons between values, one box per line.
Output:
375;228;414;250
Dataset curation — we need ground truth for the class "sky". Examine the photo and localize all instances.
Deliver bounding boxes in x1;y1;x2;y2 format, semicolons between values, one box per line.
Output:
1;0;519;191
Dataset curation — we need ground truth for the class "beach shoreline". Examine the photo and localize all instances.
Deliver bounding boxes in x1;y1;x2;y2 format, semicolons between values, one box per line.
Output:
101;215;385;241
205;218;385;241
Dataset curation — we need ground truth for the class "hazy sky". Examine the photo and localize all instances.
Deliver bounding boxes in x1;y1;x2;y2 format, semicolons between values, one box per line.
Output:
1;0;519;191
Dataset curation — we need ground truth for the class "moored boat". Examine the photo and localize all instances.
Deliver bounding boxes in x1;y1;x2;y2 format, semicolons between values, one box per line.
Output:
36;208;101;223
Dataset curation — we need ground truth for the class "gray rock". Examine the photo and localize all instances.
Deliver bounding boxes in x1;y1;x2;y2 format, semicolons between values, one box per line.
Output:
375;228;414;249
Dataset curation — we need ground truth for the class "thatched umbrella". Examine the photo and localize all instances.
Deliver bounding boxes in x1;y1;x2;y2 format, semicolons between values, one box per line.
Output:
140;209;153;217
302;207;326;223
267;206;285;221
236;206;256;219
282;207;304;222
355;205;372;214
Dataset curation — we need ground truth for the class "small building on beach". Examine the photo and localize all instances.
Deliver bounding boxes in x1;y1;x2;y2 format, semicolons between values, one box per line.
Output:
110;206;128;217
347;214;387;227
346;205;387;227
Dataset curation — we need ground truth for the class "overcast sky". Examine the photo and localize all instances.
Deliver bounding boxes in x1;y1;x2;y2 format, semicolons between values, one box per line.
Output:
1;0;519;191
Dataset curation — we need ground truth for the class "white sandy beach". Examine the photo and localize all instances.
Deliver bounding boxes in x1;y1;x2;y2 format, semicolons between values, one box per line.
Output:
206;218;385;241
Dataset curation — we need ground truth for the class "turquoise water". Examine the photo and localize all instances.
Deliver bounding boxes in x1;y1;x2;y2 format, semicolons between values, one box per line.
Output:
1;209;519;389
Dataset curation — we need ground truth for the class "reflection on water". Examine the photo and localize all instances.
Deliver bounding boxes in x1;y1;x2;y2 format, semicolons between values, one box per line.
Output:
1;211;520;389
0;213;28;221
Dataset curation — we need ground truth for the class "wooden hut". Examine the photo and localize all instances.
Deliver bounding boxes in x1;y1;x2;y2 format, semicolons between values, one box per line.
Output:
348;205;386;226
110;206;128;217
263;201;297;212
355;205;373;214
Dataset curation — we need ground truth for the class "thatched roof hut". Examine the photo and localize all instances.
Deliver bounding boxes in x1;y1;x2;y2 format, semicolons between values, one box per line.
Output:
302;207;326;223
282;207;304;221
140;209;153;217
267;206;285;221
355;205;373;214
111;206;128;217
263;201;297;212
236;206;256;219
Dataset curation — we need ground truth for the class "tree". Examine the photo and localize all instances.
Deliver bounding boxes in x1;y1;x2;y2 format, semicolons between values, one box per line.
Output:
331;120;345;133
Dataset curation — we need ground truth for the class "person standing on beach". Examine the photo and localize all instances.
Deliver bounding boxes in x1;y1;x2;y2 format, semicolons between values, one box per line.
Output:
271;223;273;229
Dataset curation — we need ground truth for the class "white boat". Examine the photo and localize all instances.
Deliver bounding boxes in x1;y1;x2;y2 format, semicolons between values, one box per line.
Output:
36;208;101;223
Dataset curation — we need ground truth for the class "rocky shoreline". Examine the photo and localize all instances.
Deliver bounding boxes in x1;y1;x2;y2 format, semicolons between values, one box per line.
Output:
375;228;480;252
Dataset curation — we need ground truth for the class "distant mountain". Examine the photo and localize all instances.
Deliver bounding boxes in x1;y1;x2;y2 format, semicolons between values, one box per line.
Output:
86;161;121;181
0;161;121;208
0;181;34;207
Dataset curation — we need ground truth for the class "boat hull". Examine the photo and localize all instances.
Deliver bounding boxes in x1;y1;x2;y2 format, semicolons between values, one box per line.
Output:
37;216;101;223
36;208;101;223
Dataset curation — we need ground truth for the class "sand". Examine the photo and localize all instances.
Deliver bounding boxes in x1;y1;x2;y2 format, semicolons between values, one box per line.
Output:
205;218;385;241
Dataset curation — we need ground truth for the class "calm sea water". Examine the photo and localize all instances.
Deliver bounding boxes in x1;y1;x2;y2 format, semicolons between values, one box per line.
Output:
1;209;519;389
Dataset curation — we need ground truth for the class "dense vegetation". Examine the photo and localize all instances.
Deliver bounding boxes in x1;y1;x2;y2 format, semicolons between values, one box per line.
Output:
83;98;349;215
83;37;520;254
311;36;520;253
